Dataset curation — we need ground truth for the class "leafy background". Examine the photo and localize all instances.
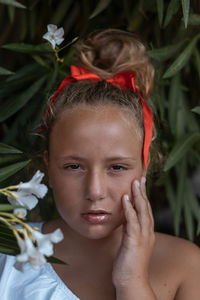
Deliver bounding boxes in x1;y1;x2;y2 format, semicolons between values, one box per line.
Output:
0;0;200;244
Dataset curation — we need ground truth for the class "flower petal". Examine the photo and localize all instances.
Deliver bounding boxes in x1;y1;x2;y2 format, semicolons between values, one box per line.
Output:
55;37;64;46
47;24;57;33
54;27;64;38
50;229;64;243
14;207;27;217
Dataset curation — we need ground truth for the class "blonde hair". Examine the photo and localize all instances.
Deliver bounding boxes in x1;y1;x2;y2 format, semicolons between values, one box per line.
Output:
42;29;156;156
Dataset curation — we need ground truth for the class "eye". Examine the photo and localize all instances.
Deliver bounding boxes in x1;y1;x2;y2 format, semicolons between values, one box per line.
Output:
64;164;80;170
110;165;127;171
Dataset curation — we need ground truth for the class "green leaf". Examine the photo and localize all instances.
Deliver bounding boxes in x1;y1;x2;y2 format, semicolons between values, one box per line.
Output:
163;35;199;78
165;176;176;212
0;204;21;211
0;245;18;255
32;55;51;70
164;0;180;27
47;256;67;265
168;74;180;134
0;0;26;9
0;154;23;167
164;132;200;171
191;106;200;115
188;13;200;25
0;66;14;75
194;48;200;79
148;40;185;62
184;189;194;241
156;0;164;26
1;43;52;53
174;159;186;235
197;221;200;235
89;0;111;19
0;76;46;122
0;143;22;154
50;0;73;24
8;5;15;22
181;0;190;28
0;160;31;182
6;63;39;82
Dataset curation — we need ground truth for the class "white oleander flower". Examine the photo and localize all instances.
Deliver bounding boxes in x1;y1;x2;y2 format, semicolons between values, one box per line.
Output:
14;228;64;271
43;24;64;49
7;170;48;210
15;231;46;271
32;228;64;257
14;207;27;217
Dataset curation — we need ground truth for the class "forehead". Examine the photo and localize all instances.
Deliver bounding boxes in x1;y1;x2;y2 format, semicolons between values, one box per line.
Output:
49;104;143;156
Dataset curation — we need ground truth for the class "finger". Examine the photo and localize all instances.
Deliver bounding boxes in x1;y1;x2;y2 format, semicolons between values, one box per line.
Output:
140;177;154;228
132;180;152;235
122;194;141;235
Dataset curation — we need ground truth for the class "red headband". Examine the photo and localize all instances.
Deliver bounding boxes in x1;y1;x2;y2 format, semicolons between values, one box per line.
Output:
42;65;153;170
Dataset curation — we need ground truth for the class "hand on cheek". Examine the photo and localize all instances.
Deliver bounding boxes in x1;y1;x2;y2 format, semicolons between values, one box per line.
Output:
112;177;155;289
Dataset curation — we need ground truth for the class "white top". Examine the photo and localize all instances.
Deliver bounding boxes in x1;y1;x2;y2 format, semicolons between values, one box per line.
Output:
0;223;80;300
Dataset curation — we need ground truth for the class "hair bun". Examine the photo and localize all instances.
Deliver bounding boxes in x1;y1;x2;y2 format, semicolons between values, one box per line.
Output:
77;29;154;99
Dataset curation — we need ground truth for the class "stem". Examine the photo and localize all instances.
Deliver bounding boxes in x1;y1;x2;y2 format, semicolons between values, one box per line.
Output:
0;212;33;234
57;37;79;53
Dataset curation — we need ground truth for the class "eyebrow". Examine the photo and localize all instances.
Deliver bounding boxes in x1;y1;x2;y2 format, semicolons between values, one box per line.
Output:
58;155;137;162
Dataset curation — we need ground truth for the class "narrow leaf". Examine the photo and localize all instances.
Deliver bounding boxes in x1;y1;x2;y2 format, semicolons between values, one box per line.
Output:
168;74;180;134
2;43;51;53
191;106;200;115
164;132;200;171
47;256;67;265
163;35;199;78
0;245;18;255
165;177;176;212
89;0;111;19
188;13;200;25
6;63;39;82
181;0;190;28
164;0;180;27
0;143;22;154
0;77;46;122
0;66;14;75
0;160;31;182
0;0;26;9
174;159;186;235
194;48;200;79
184;192;194;241
148;40;185;62
0;204;21;211
50;0;73;24
156;0;164;26
32;55;51;69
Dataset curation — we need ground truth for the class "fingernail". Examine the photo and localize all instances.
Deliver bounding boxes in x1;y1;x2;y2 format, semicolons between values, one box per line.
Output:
134;180;140;189
124;194;129;201
141;176;146;185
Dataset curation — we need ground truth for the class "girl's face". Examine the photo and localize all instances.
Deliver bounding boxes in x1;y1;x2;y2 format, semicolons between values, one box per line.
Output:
45;104;145;239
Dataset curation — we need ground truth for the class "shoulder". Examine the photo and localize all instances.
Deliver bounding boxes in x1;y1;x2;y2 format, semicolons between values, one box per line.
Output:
154;232;200;266
154;232;200;299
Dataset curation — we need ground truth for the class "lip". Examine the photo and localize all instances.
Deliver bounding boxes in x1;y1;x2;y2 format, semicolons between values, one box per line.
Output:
82;209;111;214
81;210;111;224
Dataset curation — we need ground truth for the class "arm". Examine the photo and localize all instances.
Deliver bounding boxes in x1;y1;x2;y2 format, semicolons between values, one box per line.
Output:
175;243;200;300
112;177;157;300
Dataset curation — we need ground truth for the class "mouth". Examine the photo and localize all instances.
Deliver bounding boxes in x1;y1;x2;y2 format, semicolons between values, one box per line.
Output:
82;209;111;214
81;210;111;224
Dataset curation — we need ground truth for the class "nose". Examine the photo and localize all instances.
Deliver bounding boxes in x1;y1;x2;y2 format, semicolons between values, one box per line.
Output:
85;170;106;202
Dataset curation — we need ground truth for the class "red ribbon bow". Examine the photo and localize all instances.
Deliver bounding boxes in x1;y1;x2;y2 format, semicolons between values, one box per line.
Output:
42;65;153;170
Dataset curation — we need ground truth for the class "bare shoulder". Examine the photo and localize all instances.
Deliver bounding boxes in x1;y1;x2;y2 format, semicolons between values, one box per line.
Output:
154;231;200;262
153;232;200;299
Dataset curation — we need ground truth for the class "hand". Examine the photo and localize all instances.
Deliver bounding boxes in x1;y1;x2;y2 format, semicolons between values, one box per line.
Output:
112;177;155;289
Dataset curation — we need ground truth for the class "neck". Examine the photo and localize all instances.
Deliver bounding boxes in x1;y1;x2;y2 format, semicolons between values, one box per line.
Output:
45;218;123;263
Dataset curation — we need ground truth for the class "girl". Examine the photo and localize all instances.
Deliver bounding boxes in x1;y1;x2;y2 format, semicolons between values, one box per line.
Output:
1;29;200;300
